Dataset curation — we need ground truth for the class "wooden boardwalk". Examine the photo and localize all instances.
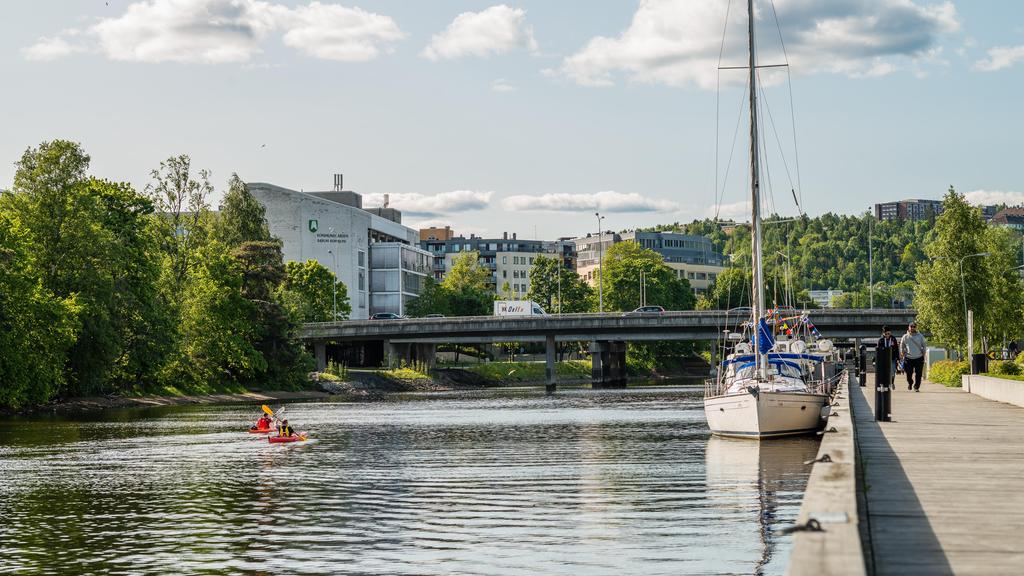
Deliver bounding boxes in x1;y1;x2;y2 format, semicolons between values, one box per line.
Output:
852;378;1024;575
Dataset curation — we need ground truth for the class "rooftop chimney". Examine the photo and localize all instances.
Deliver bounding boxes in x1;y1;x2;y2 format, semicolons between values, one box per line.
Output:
333;174;343;191
512;232;517;240
503;232;508;240
383;193;390;208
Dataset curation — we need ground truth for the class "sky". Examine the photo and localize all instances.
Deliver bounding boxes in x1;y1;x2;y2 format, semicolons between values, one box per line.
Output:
2;0;1023;240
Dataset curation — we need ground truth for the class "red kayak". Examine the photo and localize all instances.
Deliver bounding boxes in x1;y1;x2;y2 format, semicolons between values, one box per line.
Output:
268;434;308;444
248;427;277;434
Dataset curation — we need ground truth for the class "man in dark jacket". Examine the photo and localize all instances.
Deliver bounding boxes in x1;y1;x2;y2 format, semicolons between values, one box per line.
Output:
876;325;899;387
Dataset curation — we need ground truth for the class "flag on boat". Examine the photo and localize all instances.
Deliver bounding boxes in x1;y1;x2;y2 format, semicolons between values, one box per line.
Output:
757;318;775;354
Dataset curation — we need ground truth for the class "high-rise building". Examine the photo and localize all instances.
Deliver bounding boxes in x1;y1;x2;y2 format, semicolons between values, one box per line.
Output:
419;226;455;242
874;199;944;221
247;181;431;319
573;230;726;293
420;232;575;297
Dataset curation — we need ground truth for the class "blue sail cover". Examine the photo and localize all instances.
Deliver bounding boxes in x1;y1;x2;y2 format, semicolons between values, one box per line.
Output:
757;318;775;354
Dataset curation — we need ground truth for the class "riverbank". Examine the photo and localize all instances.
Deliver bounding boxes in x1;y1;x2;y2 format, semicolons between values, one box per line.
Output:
6;389;332;416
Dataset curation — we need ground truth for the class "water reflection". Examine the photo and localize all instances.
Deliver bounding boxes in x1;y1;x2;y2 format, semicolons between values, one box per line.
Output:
0;385;817;575
705;436;820;575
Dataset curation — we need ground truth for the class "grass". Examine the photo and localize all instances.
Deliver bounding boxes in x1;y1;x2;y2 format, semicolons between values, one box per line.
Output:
978;372;1024;382
375;367;432;382
463;360;591;383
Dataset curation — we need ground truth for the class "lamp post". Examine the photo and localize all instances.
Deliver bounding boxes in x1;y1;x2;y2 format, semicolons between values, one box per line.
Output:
596;212;605;313
867;209;874;309
557;254;562;315
327;249;338;321
776;250;791;308
959;252;989;356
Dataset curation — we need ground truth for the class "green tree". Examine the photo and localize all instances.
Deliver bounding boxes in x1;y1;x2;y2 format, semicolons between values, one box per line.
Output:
915;188;1023;352
0;213;80;408
145;155;213;291
212;174;271;247
280;259;351;322
232;240;311;386
600;242;695;312
3;141;170;395
526;255;594;313
405;277;451;317
700;267;751;310
441;251;494;316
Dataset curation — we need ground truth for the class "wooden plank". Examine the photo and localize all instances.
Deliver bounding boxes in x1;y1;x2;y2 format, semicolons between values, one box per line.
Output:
852;378;1024;575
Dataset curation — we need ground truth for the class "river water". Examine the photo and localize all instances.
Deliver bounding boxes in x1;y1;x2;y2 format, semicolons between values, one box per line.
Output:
0;384;818;575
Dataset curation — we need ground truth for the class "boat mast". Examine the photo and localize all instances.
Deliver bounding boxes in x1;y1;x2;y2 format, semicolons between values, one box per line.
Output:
747;0;767;377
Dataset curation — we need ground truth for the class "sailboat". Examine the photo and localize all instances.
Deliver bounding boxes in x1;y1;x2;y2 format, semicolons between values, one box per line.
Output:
703;0;835;438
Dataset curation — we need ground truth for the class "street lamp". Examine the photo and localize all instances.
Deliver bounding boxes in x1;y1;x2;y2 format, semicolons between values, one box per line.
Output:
596;212;605;313
327;249;338;321
867;208;874;309
959;252;989;356
776;250;791;308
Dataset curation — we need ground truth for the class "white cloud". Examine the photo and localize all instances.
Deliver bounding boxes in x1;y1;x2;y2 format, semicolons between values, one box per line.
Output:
422;4;537;61
964;189;1024;206
974;45;1024;72
706;200;751;221
93;0;279;63
502;191;677;213
559;0;959;89
21;33;87;61
280;2;405;62
491;78;516;92
24;0;404;64
363;190;495;217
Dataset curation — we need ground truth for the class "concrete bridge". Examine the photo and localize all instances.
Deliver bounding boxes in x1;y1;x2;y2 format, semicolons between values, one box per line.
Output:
300;309;917;390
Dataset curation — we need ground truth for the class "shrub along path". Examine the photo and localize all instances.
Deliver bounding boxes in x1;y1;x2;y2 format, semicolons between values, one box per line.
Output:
853;378;1024;575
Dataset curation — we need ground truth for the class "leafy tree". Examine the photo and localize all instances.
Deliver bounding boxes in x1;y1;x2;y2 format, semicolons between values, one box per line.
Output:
2;141;170;395
527;255;594;313
915;188;1023;352
232;240;311;386
165;243;264;387
599;242;695;312
212;174;271;247
280;259;351;322
440;251;494;316
406;277;451;317
700;267;751;310
442;251;492;293
0;213;80;408
145;155;213;291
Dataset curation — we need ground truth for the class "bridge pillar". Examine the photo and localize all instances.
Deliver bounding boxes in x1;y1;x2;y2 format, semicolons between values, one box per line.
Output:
414;343;437;369
384;340;412;368
545;334;557;393
314;341;327;372
591;340;627;388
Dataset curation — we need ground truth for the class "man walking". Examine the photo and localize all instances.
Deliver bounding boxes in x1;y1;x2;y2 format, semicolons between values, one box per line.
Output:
877;325;899;387
900;322;926;392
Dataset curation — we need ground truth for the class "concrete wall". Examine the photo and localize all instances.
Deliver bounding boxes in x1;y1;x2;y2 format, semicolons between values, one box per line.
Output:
961;374;1024;408
786;377;867;576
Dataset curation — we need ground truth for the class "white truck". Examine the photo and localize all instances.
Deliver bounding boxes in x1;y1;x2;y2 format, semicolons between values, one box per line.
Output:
494;300;547;317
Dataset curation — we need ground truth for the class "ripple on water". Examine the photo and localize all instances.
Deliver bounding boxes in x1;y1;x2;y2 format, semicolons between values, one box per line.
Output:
0;386;817;575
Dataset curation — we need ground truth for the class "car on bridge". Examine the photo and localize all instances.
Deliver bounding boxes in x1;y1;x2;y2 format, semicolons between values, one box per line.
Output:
369;312;404;320
625;305;665;316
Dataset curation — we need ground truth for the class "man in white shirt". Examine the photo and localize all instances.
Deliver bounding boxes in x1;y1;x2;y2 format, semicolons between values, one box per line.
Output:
900;322;927;392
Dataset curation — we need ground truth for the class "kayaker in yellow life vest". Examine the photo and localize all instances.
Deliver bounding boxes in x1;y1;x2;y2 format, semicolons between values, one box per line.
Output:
278;420;295;437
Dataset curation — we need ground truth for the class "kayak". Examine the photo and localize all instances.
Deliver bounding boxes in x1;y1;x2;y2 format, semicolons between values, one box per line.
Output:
248;427;277;434
268;434;308;444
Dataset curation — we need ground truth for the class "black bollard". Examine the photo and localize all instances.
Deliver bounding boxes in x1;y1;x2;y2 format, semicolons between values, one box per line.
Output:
858;344;867;387
875;346;892;422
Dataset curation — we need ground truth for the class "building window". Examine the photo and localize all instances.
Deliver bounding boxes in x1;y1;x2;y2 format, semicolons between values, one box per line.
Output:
502;256;507;264
358;251;365;267
503;270;507;278
358;270;365;290
529;258;534;264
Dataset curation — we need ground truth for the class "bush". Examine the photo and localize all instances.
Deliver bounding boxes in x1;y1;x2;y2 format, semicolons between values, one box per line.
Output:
988;360;1021;376
929;360;969;387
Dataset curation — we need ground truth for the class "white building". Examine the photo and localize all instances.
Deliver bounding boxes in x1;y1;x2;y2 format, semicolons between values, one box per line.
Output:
807;289;844;308
248;182;430;319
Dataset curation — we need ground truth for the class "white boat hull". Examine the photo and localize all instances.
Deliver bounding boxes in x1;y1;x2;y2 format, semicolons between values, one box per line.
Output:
704;390;827;439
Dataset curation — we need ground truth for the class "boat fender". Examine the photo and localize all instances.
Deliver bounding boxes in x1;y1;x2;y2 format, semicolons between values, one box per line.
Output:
745;385;760;398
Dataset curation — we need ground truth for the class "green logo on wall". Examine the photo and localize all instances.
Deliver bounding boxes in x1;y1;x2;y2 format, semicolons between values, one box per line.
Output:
308;219;319;232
